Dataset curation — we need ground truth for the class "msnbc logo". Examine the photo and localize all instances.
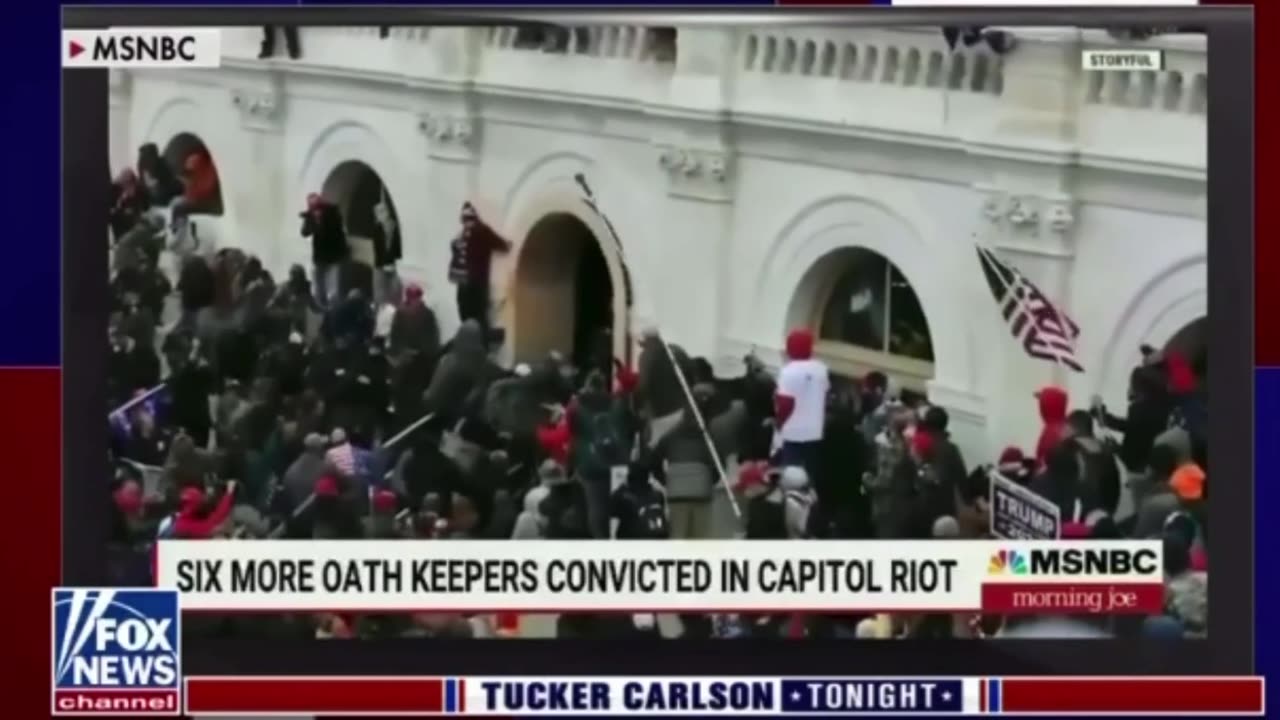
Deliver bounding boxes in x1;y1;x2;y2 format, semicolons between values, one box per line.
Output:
988;550;1028;575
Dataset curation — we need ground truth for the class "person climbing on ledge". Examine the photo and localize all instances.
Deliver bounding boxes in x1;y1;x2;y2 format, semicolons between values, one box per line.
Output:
260;26;301;60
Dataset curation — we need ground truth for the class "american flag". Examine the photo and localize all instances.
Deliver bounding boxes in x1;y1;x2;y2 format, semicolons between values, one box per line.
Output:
975;246;1084;372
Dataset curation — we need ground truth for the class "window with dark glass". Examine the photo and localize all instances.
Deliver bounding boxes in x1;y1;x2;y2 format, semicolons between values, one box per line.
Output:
818;248;934;363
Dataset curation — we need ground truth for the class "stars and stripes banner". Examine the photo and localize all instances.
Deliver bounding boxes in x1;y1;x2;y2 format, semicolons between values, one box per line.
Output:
975;245;1084;372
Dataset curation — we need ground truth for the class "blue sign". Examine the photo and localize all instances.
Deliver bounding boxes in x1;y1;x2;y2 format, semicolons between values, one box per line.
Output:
989;472;1061;540
52;588;181;716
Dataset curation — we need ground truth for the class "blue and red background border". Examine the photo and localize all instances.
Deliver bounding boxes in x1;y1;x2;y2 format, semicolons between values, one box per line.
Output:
3;0;1270;716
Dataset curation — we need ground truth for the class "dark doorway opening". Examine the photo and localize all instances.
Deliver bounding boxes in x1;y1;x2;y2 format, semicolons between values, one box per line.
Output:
512;213;614;370
573;232;614;376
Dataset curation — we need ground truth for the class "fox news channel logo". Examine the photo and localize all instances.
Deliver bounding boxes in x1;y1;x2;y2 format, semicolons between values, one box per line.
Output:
51;588;181;716
62;29;221;69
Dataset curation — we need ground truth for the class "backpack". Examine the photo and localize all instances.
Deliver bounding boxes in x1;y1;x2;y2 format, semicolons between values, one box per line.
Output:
625;490;669;539
587;408;624;467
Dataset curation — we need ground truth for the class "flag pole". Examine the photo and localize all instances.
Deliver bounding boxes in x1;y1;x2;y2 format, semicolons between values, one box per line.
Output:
657;335;744;524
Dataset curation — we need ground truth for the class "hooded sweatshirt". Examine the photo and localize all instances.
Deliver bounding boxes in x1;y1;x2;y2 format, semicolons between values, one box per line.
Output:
182;153;219;207
422;320;486;418
1033;386;1069;468
511;484;551;540
173;486;235;539
775;329;828;443
388;287;441;359
635;332;693;420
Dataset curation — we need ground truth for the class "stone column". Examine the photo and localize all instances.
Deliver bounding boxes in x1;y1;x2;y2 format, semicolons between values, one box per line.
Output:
108;70;132;175
647;27;741;362
963;28;1090;453
228;80;287;274
973;184;1082;454
410;28;484;330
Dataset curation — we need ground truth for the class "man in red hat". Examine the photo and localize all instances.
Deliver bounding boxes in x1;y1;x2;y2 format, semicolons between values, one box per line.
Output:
389;282;441;361
773;328;829;482
300;193;348;306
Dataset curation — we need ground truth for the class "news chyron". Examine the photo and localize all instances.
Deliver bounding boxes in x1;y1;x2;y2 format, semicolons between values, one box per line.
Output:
51;588;181;716
62;29;221;69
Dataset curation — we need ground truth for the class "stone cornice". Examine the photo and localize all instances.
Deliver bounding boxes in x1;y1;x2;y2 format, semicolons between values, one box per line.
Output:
184;60;1207;184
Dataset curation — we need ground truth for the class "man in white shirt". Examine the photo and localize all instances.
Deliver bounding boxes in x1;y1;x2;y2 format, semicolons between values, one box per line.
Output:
774;328;829;482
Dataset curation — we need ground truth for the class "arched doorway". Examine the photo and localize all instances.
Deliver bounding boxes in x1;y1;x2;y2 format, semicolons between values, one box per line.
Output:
162;132;222;214
321;161;400;268
799;246;935;395
511;213;614;370
1163;316;1207;382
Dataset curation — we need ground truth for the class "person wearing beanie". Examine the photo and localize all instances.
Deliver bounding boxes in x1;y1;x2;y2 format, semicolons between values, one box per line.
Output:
1033;385;1070;469
364;489;401;538
610;460;670;539
172;482;237;539
388;282;441;361
774;328;829;483
311;475;362;539
997;446;1028;477
447;202;510;337
283;432;329;511
1064;409;1122;517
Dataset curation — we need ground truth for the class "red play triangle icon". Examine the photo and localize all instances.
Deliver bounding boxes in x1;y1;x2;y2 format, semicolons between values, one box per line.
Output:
68;40;84;58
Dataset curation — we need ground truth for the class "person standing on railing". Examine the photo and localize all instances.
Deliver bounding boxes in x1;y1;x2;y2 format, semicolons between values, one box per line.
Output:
259;26;300;60
301;193;349;307
448;203;510;344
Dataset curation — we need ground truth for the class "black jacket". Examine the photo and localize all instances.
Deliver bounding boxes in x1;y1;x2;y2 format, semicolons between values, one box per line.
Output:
1103;396;1170;473
301;204;349;265
372;221;402;267
178;256;216;313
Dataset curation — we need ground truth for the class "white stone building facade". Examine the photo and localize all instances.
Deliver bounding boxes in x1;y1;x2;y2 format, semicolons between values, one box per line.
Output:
109;25;1207;462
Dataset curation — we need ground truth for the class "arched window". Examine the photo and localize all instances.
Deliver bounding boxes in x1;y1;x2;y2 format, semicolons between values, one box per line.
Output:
812;247;934;387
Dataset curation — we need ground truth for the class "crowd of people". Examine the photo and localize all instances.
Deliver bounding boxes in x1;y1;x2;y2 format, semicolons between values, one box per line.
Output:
107;142;1208;640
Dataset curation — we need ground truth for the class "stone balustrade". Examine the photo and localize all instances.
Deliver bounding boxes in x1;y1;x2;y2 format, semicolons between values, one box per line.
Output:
213;24;1205;173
